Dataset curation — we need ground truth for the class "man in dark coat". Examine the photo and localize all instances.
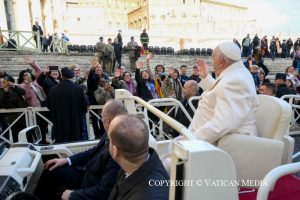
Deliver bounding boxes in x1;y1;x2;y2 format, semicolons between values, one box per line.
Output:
173;80;199;137
261;36;269;57
32;21;43;48
112;38;122;69
47;67;88;143
140;29;149;53
252;34;260;52
35;100;126;200
48;34;53;52
287;38;293;58
274;73;294;98
281;39;288;58
107;114;169;200
269;39;276;61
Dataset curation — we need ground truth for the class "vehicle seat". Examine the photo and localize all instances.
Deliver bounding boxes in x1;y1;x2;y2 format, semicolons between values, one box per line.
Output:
217;95;293;185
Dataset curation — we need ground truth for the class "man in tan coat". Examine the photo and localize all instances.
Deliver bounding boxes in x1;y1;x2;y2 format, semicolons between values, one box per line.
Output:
127;36;138;71
96;36;105;66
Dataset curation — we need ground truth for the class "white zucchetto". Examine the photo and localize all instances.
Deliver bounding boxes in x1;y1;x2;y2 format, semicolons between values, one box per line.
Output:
218;42;241;61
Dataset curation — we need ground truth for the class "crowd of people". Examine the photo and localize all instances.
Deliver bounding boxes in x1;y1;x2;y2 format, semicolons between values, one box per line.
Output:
0;37;300;144
32;20;70;52
234;34;300;64
95;29;148;76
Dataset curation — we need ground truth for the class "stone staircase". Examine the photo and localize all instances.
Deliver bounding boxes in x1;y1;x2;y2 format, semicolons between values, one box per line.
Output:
0;50;294;81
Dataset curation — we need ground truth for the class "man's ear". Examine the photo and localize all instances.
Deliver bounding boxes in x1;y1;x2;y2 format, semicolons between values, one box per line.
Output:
112;145;119;159
220;57;226;69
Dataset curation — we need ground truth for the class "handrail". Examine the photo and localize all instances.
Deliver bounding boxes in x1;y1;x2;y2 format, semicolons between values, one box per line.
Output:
256;162;300;200
148;98;193;122
0;92;195;141
281;94;300;104
115;89;196;140
134;96;195;140
0;30;68;53
188;96;201;113
281;95;300;129
0;29;41;52
0;105;104;142
0;108;30;143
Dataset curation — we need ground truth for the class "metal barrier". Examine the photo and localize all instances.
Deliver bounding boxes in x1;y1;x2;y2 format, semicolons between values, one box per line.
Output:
115;89;196;140
0;108;29;143
281;95;300;129
0;29;41;52
0;30;68;53
85;105;104;140
0;91;195;142
0;105;104;142
188;96;201;113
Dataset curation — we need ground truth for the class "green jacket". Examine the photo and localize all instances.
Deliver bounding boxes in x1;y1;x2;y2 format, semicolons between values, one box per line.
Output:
140;32;149;44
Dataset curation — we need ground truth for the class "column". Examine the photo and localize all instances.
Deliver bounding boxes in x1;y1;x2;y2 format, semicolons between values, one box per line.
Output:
0;0;8;30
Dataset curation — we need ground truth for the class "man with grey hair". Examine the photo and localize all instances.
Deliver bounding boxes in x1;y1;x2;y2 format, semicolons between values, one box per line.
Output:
189;42;259;144
173;80;199;137
107;114;169;200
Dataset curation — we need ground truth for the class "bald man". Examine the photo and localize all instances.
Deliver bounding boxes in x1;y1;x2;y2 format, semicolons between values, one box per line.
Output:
36;100;126;200
189;42;259;144
173;80;199;136
107;115;169;200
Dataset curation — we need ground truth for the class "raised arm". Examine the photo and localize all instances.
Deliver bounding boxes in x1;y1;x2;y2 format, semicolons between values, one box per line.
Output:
196;59;216;91
146;53;154;80
24;55;43;78
135;62;143;83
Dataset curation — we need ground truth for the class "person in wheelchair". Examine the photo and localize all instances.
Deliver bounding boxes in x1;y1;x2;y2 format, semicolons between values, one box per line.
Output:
35;100;126;200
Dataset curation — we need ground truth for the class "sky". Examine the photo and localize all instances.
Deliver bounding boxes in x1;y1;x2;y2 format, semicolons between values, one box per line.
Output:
223;0;300;36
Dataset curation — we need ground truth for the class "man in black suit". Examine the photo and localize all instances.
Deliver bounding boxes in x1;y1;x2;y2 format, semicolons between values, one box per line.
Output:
32;21;43;48
107;114;169;200
35;100;126;200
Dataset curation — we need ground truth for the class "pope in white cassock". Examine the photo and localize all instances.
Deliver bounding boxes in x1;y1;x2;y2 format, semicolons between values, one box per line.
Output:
188;42;259;144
